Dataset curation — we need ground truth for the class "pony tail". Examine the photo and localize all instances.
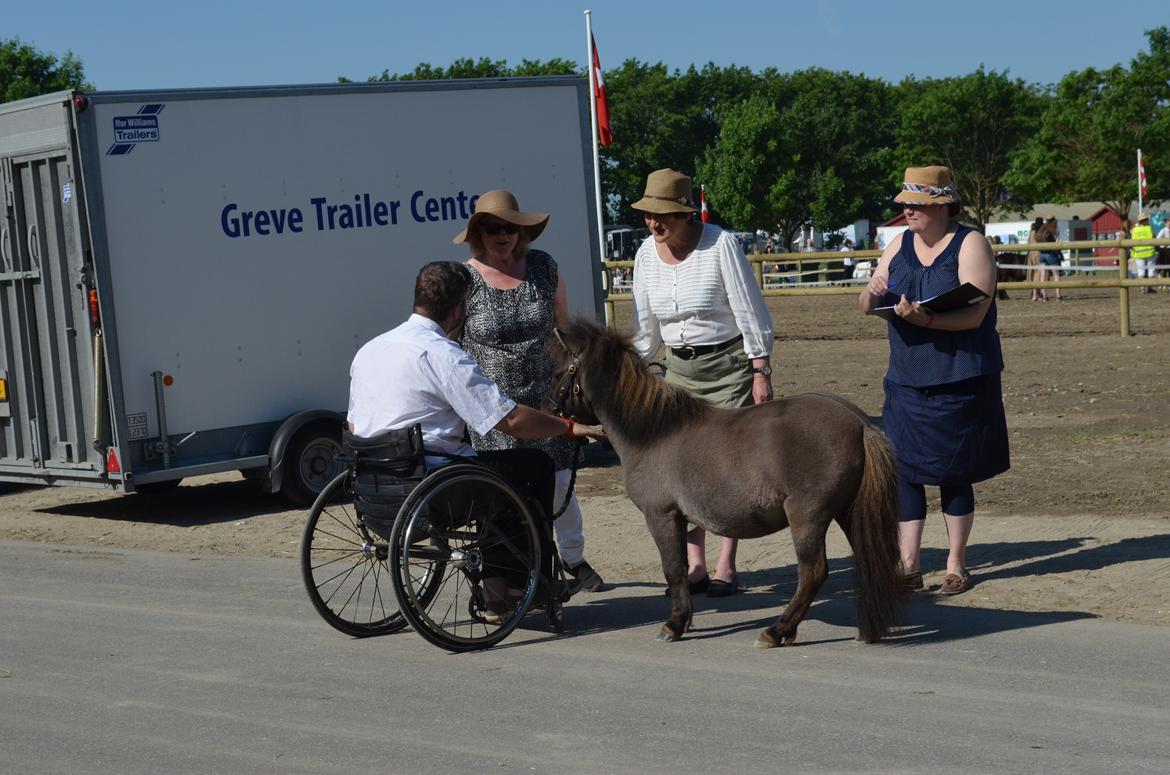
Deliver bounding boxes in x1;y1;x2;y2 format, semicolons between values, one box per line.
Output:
850;423;904;643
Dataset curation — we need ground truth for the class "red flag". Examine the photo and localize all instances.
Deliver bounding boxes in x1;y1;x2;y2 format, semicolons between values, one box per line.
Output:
700;185;710;223
591;35;612;146
1140;153;1148;198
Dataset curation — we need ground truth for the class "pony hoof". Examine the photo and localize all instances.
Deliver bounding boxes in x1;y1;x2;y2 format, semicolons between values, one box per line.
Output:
754;629;780;649
657;624;683;642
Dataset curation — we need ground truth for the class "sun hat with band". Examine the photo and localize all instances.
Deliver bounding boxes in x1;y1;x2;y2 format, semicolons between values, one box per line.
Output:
452;189;549;244
631;168;699;214
893;166;962;206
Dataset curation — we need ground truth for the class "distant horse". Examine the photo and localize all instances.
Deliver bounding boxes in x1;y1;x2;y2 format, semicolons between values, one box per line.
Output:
549;319;903;647
996;253;1028;299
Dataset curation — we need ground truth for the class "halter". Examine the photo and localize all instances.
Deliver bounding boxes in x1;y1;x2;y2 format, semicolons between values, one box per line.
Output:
550;328;585;420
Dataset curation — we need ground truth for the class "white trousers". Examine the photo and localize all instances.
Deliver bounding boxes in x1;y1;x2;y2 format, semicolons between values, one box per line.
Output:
552;468;585;568
1135;258;1157;278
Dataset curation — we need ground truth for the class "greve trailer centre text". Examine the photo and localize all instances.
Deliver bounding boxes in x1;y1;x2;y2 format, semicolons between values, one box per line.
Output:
221;189;481;238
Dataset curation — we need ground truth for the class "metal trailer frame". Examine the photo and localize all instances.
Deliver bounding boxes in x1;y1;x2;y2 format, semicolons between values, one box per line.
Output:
0;78;602;501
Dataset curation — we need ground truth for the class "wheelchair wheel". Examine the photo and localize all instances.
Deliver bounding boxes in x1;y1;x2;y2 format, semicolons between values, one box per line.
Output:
389;465;541;652
300;470;410;637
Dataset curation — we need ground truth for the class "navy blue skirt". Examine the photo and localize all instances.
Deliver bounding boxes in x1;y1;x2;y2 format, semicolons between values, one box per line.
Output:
882;373;1010;486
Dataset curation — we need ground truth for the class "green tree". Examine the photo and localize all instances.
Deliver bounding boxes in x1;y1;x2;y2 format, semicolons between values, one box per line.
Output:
341;57;578;83
0;38;90;102
894;67;1045;230
700;69;894;249
698;94;788;237
1005;27;1170;218
602;61;759;222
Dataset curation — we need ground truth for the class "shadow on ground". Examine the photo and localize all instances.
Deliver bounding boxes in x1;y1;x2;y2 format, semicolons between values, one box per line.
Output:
32;479;293;525
510;532;1170;649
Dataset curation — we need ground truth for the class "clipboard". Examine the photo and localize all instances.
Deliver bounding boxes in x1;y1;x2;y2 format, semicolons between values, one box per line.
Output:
867;282;991;321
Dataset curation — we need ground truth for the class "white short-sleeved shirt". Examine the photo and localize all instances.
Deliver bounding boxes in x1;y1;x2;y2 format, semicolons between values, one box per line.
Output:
631;224;774;361
347;314;516;465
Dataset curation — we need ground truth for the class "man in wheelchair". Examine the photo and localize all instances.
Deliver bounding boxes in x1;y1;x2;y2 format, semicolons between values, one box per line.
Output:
347;261;605;623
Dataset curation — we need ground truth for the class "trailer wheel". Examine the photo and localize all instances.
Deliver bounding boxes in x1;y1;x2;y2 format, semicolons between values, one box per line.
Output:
281;421;344;506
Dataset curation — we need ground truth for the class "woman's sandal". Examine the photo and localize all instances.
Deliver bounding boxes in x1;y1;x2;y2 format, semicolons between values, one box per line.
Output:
663;575;711;596
896;570;924;593
706;574;741;598
939;571;971;596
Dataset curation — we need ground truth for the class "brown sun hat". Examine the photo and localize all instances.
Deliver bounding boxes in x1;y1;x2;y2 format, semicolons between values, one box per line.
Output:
631;168;698;214
893;166;962;205
452;189;549;244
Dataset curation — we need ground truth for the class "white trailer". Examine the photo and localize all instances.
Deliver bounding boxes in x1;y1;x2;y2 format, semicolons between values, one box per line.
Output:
0;78;603;502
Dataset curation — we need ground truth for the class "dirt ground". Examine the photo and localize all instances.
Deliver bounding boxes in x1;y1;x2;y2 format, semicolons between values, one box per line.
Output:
3;288;1169;626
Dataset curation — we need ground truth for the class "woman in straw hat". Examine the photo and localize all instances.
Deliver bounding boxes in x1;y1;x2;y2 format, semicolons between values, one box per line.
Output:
859;166;1010;596
630;169;775;598
454;189;606;594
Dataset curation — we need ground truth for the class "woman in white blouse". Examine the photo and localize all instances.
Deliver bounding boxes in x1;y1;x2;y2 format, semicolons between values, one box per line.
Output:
630;168;775;597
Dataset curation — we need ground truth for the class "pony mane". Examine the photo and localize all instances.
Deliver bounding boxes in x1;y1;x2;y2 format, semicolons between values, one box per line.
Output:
561;317;708;446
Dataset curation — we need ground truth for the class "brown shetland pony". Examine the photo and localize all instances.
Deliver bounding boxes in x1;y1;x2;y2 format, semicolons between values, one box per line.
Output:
550;318;903;647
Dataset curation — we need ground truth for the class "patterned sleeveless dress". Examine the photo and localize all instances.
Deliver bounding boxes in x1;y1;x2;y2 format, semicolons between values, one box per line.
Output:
462;250;579;470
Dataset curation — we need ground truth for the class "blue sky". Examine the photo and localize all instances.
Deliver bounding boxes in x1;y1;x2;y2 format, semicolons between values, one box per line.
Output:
6;1;1167;91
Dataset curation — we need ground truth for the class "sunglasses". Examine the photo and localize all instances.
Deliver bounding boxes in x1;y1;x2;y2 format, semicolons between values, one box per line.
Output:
481;221;520;236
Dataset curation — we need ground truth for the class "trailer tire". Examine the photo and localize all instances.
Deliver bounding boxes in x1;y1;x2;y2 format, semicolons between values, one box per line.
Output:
280;421;344;506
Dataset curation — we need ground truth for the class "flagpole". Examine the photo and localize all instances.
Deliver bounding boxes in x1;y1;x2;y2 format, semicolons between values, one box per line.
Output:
584;10;607;276
1138;148;1144;218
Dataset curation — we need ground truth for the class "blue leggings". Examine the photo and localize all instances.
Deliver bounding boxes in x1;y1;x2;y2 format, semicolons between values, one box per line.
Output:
899;481;975;522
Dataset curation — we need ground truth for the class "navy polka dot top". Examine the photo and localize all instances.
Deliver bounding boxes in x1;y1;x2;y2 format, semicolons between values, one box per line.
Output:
884;226;1004;388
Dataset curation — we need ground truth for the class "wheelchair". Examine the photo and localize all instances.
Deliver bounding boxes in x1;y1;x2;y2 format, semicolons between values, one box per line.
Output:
299;425;569;652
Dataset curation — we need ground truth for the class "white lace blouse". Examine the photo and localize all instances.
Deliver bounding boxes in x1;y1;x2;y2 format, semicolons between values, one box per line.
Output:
631;224;774;361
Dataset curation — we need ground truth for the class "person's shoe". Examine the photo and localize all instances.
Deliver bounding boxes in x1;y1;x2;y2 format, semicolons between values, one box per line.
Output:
706;574;742;598
896;570;924;593
663;574;711;596
567;560;607;592
481;599;514;625
561;574;586;601
938;570;971;596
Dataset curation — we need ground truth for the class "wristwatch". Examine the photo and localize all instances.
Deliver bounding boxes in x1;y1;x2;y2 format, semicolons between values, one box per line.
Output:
752;365;773;377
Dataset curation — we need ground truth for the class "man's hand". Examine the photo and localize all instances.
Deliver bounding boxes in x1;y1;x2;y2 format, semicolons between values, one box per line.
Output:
571;422;607;442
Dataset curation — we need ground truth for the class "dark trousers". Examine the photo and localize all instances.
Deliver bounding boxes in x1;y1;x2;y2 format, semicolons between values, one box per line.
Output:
473;449;557;586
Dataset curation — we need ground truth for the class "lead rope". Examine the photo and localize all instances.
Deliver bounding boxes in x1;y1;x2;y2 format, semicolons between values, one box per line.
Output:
552;439;584;519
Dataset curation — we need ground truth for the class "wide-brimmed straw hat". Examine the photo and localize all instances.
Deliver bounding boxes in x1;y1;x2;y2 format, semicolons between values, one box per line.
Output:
452;189;549;244
1137;211;1150;222
893;166;962;205
631;168;698;214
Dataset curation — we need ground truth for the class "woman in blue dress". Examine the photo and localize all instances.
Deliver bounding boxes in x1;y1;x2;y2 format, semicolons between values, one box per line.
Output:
858;166;1010;596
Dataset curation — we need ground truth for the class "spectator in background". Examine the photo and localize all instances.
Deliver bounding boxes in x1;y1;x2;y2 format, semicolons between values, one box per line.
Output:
1156;218;1170;278
1131;212;1157;293
840;238;856;281
1036;217;1063;301
1027;217;1045;302
1120;219;1133;278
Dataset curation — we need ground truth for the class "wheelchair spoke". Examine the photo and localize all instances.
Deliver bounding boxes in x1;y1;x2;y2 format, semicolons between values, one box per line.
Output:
300;470;405;637
388;465;545;651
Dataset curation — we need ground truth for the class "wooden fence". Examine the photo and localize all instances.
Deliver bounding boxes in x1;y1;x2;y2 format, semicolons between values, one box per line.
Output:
601;237;1170;336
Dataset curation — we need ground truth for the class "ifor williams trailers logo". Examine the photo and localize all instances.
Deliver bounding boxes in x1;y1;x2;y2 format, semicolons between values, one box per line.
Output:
106;103;165;156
